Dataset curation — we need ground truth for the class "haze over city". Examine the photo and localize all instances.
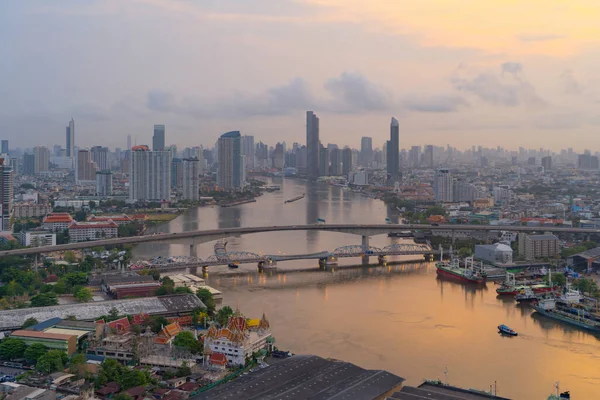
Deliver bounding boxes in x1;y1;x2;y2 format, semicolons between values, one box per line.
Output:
3;0;600;150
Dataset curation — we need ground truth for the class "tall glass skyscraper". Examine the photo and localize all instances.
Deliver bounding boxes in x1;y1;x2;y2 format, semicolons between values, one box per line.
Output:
217;131;245;189
66;118;75;157
306;111;319;179
153;125;166;151
386;117;400;183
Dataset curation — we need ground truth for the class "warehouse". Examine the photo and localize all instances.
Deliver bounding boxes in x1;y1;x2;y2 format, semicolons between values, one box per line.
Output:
10;330;78;355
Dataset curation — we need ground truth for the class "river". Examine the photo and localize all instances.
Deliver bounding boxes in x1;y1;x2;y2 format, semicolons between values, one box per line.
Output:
133;178;600;399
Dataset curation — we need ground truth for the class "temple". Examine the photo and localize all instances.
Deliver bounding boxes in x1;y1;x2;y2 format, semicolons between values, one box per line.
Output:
203;312;273;366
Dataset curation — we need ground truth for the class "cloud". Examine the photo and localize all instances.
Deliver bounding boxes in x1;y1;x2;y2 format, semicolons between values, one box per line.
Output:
323;72;393;113
517;34;567;42
560;69;583;95
146;90;174;112
401;95;468;113
450;62;545;107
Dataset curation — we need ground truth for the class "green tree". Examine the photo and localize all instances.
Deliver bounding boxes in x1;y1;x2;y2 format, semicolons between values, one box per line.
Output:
24;343;48;363
30;292;59;307
174;286;193;294
97;359;123;386
74;210;87;222
64;251;77;264
74;287;93;303
173;331;202;354
547;272;566;287
36;350;68;373
22;317;39;329
458;247;473;258
113;394;133;400
120;369;150;389
0;338;26;360
176;361;192;377
196;288;215;315
148;316;169;333
53;280;67;294
69;353;87;377
216;306;234;326
108;307;120;321
63;272;88;286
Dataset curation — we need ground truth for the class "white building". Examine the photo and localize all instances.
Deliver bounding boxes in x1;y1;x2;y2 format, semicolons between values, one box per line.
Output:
434;168;453;203
204;314;273;366
13;204;52;219
96;171;113;196
474;242;513;265
42;213;74;232
182;158;199;201
351;170;369;186
18;231;56;247
0;159;14;232
129;145;172;202
68;220;118;242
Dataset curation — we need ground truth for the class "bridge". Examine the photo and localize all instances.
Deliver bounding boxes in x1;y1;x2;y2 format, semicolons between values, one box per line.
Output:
136;242;435;270
2;223;598;257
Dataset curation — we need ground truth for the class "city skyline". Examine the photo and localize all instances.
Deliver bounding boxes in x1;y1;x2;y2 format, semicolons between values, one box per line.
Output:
2;1;600;150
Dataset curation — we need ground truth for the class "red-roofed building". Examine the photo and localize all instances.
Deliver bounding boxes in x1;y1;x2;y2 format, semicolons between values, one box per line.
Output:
88;214;133;226
68;220;118;242
107;317;131;333
42;212;74;232
208;353;227;370
154;322;182;344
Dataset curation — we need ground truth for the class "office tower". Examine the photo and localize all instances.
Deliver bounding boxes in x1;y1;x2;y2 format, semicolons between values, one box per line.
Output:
0;158;14;232
541;156;552;171
360;137;373;167
577;152;599;170
53;145;62;157
33;146;50;173
342;147;352;176
217;131;244;190
424;145;434;168
22;154;35;175
386;117;400;182
242;135;255;170
76;150;97;183
319;145;329;176
91;146;109;171
129;145;172;201
527;157;536;166
96;171;113;196
296;146;307;176
306;111;320;179
171;158;183;188
182;158;200;201
329;148;341;176
434;168;453;202
153;125;166;151
272;143;284;169
409;146;421;167
1;140;8;155
66;118;75;157
127;135;132;150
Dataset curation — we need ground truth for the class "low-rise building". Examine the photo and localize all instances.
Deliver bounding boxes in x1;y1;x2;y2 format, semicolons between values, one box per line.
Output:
518;233;560;261
13;203;52;219
87;214;133;226
42;212;73;232
18;230;56;247
102;274;161;299
10;330;78;355
474;243;513;265
68;220;118;242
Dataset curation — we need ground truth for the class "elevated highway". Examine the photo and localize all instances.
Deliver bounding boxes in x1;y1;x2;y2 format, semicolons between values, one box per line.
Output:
2;223;597;257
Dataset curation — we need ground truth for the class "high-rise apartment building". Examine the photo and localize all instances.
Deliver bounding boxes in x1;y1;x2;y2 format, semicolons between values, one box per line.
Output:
153;125;166;151
360;137;373;167
76;150;97;183
434;168;453;202
182;158;200;201
91;146;109;171
127;135;132;151
272;143;284;169
66;118;75;157
1;140;8;155
342;147;352;176
409;146;421;168
319;145;329;177
386;117;400;183
329;148;341;176
171;158;183;189
129;145;172;201
424;145;434;168
33;146;50;174
541;156;552;171
22;154;35;175
242;135;255;170
96;171;113;196
306;111;320;179
0;158;14;232
217;131;245;190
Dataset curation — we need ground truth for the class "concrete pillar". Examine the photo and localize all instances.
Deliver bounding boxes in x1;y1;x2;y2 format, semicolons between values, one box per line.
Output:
189;244;197;258
451;230;456;245
361;235;370;251
485;230;490;244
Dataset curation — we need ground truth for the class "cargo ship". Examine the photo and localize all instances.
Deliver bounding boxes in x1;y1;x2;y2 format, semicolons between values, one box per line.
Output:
436;258;486;284
284;193;305;204
534;297;600;333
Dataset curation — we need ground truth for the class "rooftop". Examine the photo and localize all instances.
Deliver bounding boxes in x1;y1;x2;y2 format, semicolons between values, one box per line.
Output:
527;234;559;240
389;381;512;399
11;330;76;341
194;354;404;400
42;213;73;223
69;221;118;229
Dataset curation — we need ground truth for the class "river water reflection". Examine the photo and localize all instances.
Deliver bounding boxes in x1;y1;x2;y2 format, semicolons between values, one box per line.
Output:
133;178;600;399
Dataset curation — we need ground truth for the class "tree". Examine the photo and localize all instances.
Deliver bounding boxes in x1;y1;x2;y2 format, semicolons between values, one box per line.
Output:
22;318;39;329
216;306;234;327
114;394;133;400
458;247;473;258
174;286;193;294
69;353;87;377
149;316;169;333
52;280;67;295
89;200;97;209
75;287;93;303
176;361;192;377
547;272;566;288
173;331;202;354
97;359;123;386
196;288;215;315
36;350;68;374
120;369;150;389
108;307;120;321
74;211;87;222
0;338;26;360
24;343;48;363
30;292;59;307
64;251;77;264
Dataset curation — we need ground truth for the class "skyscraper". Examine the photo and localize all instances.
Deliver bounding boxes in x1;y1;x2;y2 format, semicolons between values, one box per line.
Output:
127;135;132;150
329;148;341;176
342;147;352;176
91;146;109;171
22;153;35;175
153;125;166;151
386;117;400;183
0;158;14;232
76;149;97;183
96;171;113;196
66;118;75;157
217;131;245;190
541;156;552;171
182;158;200;201
1;140;8;155
129;145;172;201
306;111;320;179
434;168;453;202
360;137;373;167
33;146;50;173
242;135;255;170
424;145;434;168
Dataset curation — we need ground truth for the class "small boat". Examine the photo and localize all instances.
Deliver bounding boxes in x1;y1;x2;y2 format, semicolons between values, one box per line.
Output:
515;287;538;303
498;324;518;336
228;262;239;269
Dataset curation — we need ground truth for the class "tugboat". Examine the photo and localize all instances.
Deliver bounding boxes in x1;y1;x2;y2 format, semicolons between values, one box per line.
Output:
497;324;518;336
496;271;554;295
515;287;538;303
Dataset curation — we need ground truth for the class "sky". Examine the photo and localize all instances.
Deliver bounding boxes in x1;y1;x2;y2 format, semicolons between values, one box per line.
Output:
2;0;600;151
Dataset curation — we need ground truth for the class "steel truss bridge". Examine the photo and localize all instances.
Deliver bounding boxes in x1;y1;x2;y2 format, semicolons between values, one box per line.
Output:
140;242;434;269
